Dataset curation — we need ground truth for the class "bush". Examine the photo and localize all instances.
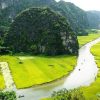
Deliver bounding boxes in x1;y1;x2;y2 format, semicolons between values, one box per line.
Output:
0;91;16;100
50;89;85;100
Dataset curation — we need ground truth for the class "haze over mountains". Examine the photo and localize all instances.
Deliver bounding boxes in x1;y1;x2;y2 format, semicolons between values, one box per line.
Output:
87;11;100;29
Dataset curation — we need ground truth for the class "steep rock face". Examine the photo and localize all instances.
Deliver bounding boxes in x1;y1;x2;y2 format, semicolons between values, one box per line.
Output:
5;8;79;55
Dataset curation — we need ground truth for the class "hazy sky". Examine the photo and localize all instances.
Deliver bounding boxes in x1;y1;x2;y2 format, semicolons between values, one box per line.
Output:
55;0;100;11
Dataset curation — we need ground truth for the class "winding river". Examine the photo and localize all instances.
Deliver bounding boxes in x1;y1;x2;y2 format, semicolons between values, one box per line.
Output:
16;37;100;100
1;37;100;100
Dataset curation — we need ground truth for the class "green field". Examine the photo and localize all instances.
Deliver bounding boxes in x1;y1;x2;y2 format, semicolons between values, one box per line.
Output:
82;42;100;100
78;33;100;47
0;33;100;89
0;72;5;90
0;55;77;88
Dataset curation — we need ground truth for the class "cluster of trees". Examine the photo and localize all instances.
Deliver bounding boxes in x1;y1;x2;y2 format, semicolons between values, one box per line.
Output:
0;91;16;100
5;8;79;55
48;89;85;100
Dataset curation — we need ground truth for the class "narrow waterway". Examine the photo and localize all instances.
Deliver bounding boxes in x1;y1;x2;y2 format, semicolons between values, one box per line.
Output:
16;37;100;100
1;38;100;100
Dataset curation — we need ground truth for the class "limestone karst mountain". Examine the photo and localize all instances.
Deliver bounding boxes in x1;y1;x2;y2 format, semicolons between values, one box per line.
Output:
5;8;79;55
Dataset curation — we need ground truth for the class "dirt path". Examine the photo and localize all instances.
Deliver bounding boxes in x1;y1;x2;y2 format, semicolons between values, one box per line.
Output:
0;62;16;91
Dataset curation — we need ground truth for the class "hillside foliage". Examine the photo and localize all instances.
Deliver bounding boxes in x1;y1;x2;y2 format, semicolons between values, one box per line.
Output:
5;8;79;55
0;0;89;35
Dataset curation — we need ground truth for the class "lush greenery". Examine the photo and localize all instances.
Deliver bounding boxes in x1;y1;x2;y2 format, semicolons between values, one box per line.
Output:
42;89;85;100
0;70;5;89
78;33;100;47
0;0;89;35
5;7;79;55
82;42;100;100
0;91;16;100
42;32;100;100
0;55;77;88
1;32;100;89
56;1;88;35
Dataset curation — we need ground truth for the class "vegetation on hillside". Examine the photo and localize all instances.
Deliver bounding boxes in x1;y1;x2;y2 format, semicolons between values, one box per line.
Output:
5;7;79;55
0;0;89;35
56;1;89;35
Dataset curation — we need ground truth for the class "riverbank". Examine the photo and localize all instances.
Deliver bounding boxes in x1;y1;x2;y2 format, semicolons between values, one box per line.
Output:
82;41;100;100
0;33;100;100
0;55;77;89
0;33;100;90
78;33;100;47
42;37;100;100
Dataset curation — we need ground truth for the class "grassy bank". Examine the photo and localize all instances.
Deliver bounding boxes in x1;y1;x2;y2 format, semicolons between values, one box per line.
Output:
0;55;77;88
82;42;100;100
42;33;100;100
78;33;100;47
0;72;5;89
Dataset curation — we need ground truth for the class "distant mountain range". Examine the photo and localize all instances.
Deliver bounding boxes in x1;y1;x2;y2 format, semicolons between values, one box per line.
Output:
0;0;100;34
0;0;88;35
87;11;100;29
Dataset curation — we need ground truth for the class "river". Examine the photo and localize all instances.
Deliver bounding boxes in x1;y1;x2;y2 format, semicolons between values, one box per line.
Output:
16;37;100;100
1;38;100;100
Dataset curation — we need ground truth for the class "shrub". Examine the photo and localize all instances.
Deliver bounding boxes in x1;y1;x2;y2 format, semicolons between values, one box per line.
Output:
0;91;16;100
50;89;85;100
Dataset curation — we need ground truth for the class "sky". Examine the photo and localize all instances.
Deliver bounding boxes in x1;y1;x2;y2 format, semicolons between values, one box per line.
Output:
55;0;100;11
